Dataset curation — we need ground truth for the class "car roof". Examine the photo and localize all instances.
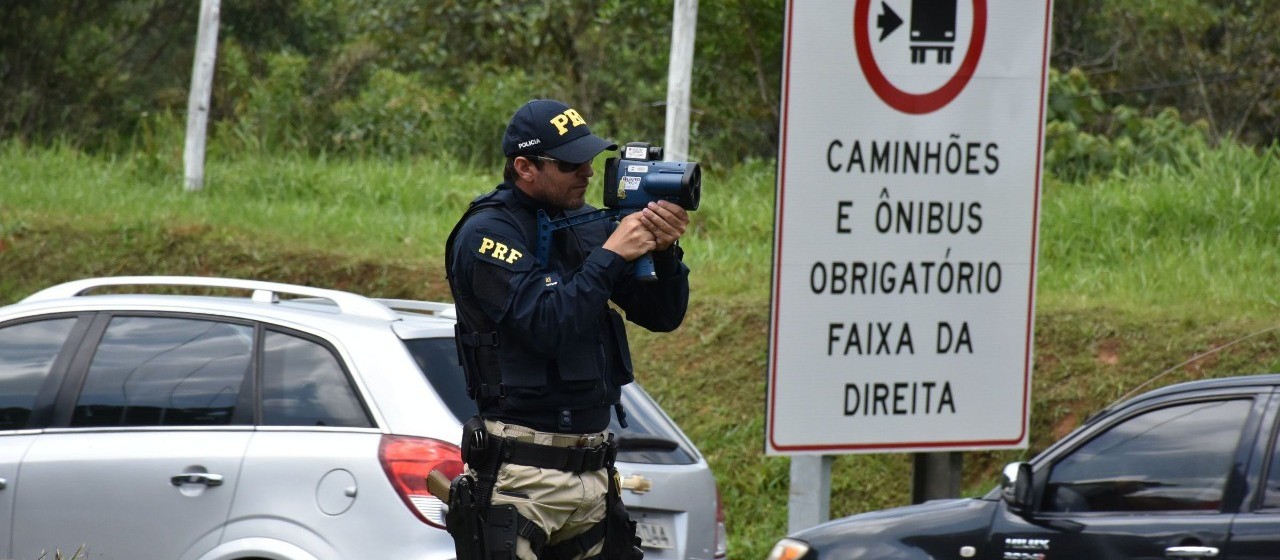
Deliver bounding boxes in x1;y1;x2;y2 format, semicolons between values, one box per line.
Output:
1060;372;1280;442
1108;373;1280;410
8;276;457;336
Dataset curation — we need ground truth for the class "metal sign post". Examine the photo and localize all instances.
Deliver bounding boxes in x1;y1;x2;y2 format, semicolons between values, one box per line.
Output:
788;455;834;533
912;451;963;504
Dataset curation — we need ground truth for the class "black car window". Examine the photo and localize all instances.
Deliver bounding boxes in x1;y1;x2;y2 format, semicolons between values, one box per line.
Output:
608;388;696;465
72;316;252;427
1044;398;1251;513
260;329;371;428
1259;412;1280;510
403;337;478;422
0;318;77;430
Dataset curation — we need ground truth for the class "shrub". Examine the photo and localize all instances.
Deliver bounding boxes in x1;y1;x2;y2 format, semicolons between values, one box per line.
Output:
331;69;435;158
1045;68;1212;182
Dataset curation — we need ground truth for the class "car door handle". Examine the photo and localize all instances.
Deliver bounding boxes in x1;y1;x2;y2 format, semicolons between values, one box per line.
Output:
0;477;6;490
170;473;224;487
1166;546;1219;559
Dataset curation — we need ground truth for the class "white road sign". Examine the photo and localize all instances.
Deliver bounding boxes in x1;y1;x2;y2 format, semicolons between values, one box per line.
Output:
767;0;1052;454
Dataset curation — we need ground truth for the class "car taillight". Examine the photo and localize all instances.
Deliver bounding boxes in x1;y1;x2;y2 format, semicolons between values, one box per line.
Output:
378;434;464;529
714;484;728;558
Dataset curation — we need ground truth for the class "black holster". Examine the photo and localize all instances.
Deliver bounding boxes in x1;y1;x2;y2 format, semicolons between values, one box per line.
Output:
445;473;483;559
604;466;645;560
444;475;524;560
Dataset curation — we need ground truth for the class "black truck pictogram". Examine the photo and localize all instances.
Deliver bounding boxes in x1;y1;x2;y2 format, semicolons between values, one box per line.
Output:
909;0;957;64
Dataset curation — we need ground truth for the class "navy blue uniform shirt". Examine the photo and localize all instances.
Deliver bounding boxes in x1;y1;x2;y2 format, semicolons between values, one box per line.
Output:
449;183;689;433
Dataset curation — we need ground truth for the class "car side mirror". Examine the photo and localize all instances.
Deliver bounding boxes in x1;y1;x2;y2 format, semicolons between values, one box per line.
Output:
1000;462;1034;516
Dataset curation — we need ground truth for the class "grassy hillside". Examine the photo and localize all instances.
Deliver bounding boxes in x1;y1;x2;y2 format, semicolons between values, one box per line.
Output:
2;141;1278;557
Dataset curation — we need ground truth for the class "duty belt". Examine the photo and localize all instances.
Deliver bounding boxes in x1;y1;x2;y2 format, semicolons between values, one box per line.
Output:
462;417;617;475
499;434;616;472
509;431;608;448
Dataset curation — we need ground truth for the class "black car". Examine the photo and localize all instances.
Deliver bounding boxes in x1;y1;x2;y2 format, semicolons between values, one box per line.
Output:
768;374;1280;560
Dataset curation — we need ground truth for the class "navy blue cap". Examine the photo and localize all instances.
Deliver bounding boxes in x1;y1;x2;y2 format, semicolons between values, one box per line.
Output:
502;99;617;164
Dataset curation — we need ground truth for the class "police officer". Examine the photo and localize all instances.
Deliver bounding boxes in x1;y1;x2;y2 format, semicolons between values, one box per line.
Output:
444;99;690;559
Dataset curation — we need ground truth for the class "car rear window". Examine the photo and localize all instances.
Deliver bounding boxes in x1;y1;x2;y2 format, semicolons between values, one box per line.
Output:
402;337;696;465
402;337;479;422
260;329;373;428
609;386;697;465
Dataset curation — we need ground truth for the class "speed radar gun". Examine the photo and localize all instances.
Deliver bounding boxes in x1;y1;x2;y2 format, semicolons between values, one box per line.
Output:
536;142;701;281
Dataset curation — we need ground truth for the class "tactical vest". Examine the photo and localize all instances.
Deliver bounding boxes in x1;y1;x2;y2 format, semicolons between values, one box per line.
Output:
445;187;634;430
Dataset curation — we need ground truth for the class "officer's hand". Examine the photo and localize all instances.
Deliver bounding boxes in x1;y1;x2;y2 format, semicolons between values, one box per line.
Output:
640;200;689;251
603;212;658;261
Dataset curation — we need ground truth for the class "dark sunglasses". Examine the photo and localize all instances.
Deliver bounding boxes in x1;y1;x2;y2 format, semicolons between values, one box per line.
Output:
532;155;586;173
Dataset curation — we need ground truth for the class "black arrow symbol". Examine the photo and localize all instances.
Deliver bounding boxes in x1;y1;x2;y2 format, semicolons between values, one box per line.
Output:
877;1;903;41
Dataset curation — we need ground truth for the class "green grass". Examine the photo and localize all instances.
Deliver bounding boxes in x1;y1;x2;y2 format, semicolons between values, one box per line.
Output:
0;141;777;301
3;139;1279;558
1038;143;1280;319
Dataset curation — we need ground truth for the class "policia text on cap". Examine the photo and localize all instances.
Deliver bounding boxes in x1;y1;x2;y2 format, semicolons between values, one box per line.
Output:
442;99;692;559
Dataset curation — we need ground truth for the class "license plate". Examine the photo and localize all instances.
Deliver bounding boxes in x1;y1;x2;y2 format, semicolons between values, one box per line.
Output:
635;520;674;550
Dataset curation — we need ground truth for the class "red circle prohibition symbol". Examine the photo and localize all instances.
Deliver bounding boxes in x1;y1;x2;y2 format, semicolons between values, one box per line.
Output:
853;0;987;114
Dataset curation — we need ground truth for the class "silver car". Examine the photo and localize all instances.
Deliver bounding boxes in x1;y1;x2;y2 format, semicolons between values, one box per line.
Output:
0;276;726;560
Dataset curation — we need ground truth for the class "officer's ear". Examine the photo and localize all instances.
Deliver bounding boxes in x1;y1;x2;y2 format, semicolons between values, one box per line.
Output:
514;156;541;182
